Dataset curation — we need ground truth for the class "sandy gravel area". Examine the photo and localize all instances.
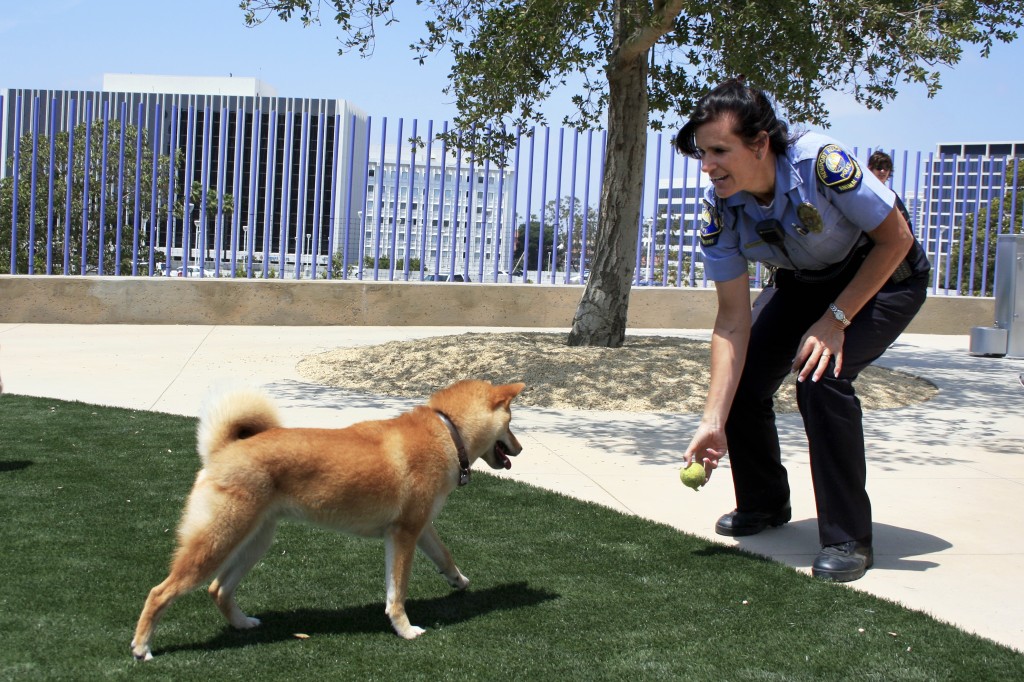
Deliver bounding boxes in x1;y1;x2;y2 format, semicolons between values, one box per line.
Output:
297;332;937;413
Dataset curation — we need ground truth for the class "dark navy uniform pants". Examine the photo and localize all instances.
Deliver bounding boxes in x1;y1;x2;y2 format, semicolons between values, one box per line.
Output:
724;265;929;547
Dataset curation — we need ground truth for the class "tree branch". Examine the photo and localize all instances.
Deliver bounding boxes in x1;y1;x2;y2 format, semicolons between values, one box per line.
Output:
616;0;686;65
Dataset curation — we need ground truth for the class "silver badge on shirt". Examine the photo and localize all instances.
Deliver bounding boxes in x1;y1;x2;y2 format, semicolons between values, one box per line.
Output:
796;202;823;234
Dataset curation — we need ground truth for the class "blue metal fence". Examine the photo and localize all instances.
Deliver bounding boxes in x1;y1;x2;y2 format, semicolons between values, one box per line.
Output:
2;91;1020;296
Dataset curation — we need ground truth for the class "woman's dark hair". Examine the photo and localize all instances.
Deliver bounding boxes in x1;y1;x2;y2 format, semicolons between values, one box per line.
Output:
674;78;795;159
867;150;894;172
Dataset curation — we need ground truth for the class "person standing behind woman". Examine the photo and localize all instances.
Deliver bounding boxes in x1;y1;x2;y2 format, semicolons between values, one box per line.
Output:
867;150;914;230
675;78;930;582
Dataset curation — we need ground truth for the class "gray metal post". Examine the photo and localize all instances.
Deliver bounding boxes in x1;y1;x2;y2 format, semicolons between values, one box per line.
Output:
969;234;1024;357
995;234;1024;358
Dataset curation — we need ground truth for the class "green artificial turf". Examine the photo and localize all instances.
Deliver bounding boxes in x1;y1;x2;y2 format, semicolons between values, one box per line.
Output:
1;394;1021;681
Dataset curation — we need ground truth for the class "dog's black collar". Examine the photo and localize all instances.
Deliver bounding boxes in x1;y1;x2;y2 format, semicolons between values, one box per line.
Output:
435;411;471;487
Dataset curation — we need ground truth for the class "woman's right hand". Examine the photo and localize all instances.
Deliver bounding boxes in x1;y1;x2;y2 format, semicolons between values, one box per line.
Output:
683;421;728;481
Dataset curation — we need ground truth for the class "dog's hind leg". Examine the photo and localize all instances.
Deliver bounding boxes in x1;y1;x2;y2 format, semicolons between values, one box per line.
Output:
417;523;469;590
383;527;426;639
208;518;278;629
131;484;265;661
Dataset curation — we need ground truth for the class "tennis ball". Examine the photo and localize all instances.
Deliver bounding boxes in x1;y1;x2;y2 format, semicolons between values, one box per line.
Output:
680;462;706;490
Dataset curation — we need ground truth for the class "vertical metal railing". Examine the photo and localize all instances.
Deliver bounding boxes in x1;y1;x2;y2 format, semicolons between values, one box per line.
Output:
44;97;57;274
10;94;22;274
2;98;1020;296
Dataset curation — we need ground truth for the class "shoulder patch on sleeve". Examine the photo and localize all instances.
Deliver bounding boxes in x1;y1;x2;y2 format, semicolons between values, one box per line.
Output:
815;144;862;193
699;199;721;247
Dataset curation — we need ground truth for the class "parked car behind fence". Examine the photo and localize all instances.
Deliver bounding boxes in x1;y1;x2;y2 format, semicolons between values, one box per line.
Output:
423;274;471;282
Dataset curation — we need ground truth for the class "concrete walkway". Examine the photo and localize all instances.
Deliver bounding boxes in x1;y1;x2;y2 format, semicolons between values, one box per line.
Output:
1;323;1022;652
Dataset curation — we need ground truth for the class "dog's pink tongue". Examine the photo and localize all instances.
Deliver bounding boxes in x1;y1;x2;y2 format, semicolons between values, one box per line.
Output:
501;453;512;469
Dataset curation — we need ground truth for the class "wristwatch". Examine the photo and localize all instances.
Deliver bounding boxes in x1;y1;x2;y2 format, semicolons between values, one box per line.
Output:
829;303;851;328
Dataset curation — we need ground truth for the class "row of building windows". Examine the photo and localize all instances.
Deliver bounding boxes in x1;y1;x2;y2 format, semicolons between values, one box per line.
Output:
657;186;702;200
366;186;506;204
363;248;498;259
364;231;495;243
937;142;1024;157
370;167;507;185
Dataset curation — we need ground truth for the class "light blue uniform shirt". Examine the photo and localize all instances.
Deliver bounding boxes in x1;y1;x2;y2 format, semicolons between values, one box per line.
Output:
699;132;896;282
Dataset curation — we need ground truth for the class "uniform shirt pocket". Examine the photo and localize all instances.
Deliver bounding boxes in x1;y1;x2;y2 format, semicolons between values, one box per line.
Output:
785;196;863;269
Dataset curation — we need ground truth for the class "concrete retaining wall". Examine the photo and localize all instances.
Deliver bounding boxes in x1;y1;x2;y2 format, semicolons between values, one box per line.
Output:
0;275;993;333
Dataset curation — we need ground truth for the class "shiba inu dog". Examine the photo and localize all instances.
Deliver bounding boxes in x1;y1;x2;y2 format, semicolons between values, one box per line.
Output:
131;379;525;661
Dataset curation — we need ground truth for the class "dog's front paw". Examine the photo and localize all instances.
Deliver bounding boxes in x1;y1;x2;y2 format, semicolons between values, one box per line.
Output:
130;641;153;662
401;625;426;639
444;569;469;590
231;615;261;630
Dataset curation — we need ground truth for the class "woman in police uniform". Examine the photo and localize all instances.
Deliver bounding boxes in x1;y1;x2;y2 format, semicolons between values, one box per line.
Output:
674;78;929;582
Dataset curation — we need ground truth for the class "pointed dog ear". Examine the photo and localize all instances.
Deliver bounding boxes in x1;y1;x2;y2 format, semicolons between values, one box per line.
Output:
491;382;526;408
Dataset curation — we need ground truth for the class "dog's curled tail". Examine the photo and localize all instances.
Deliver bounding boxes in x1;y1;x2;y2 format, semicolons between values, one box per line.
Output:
197;388;282;465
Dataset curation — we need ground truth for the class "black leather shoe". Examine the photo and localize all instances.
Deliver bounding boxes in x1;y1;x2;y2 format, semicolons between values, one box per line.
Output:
812;541;874;582
714;504;791;537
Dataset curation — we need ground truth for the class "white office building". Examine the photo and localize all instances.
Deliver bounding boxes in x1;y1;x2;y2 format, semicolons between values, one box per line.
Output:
362;147;518;280
647;169;710;282
921;141;1024;260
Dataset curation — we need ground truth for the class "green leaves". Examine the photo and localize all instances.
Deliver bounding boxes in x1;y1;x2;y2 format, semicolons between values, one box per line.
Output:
238;1;1024;152
241;1;397;54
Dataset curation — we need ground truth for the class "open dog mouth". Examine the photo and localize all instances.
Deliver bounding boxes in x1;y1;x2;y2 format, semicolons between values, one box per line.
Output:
494;440;514;470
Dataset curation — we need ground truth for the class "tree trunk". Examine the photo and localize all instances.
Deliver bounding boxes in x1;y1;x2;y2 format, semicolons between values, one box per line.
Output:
566;42;648;348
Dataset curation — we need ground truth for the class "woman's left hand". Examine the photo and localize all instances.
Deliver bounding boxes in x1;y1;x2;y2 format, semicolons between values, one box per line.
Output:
793;316;845;382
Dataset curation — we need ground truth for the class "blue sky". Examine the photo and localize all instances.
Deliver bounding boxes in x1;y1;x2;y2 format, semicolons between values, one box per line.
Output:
1;0;1021;155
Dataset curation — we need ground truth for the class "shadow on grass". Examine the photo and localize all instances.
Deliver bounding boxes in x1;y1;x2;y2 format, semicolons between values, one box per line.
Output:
158;581;559;657
0;459;33;472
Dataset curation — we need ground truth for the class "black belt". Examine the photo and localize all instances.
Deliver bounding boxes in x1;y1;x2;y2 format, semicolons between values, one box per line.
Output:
788;237;925;286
